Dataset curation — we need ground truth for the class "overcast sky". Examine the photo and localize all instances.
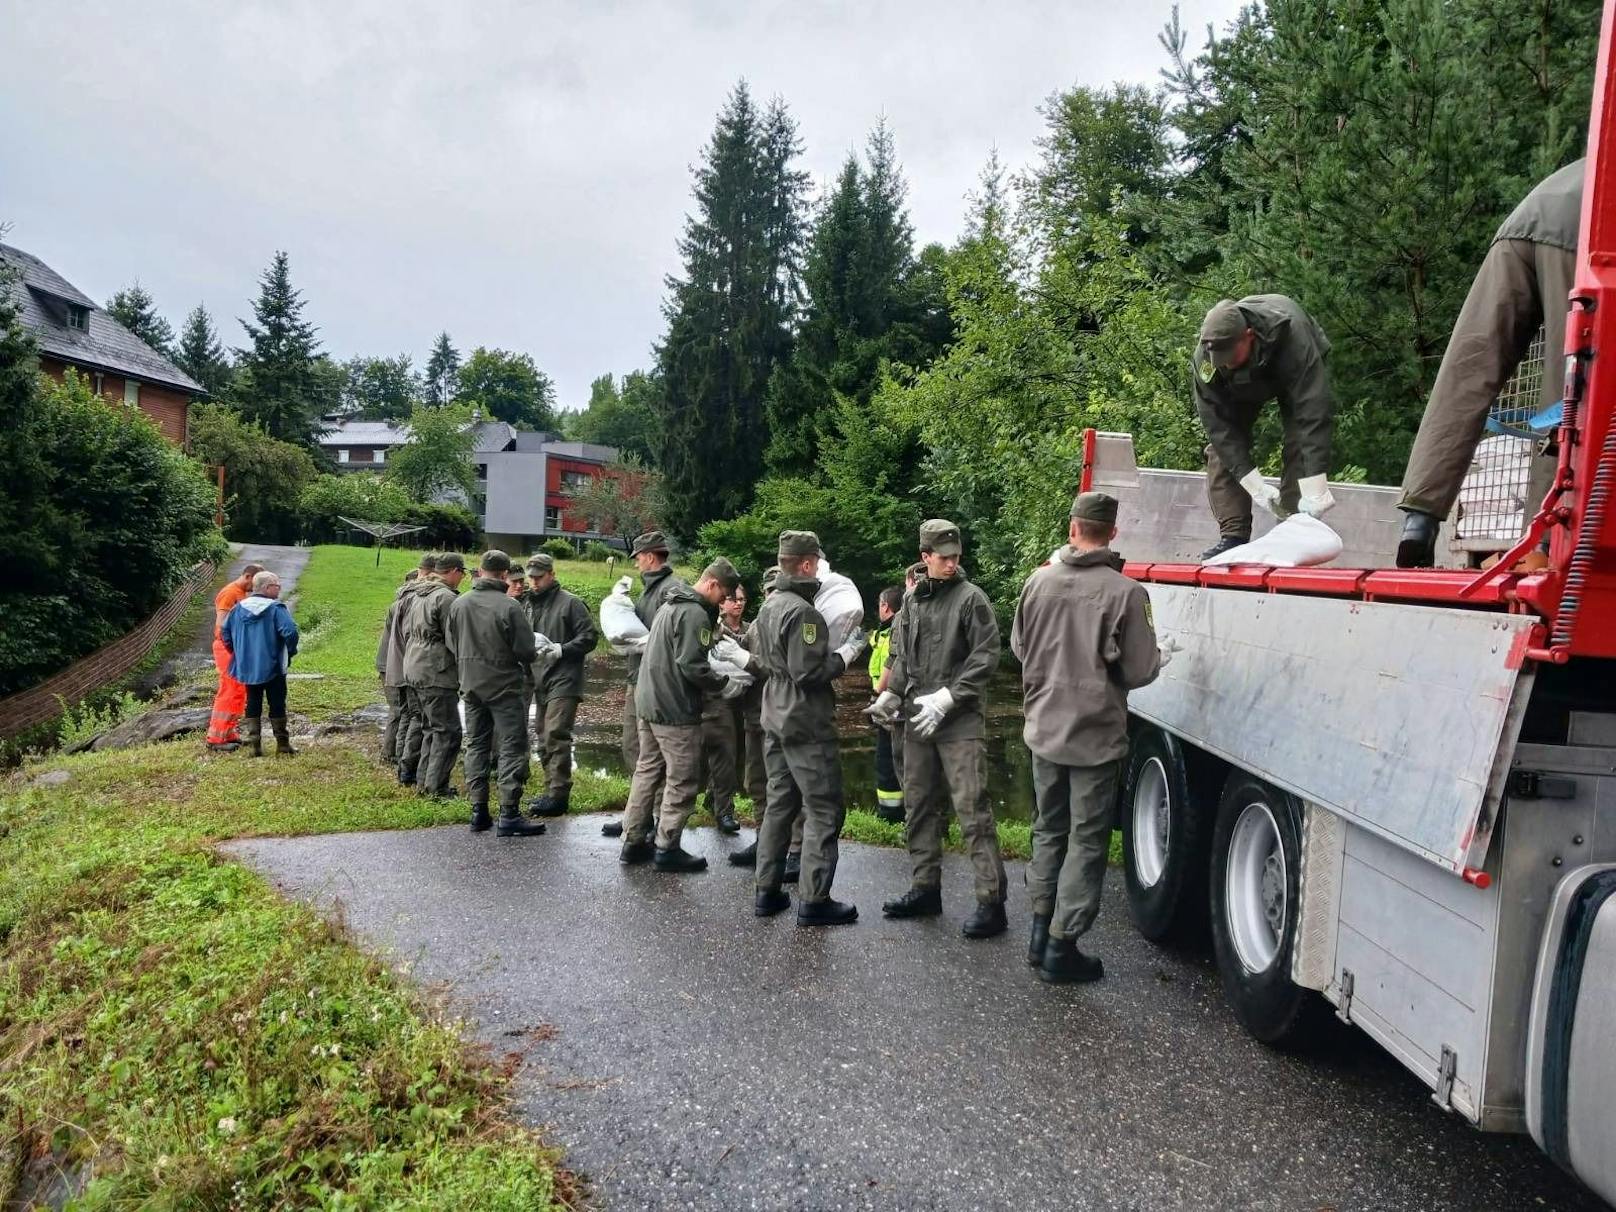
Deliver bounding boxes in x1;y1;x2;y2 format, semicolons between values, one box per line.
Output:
2;0;1243;409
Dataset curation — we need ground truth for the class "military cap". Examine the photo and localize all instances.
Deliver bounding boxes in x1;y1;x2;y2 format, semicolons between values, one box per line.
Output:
1199;299;1250;368
919;519;963;557
702;556;742;592
480;549;511;574
1070;491;1119;525
526;552;554;573
506;564;527;580
777;530;821;558
761;565;781;594
438;552;466;572
631;530;670;556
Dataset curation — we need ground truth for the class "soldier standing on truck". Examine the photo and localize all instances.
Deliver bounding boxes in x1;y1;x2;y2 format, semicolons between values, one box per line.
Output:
1011;492;1168;983
1395;159;1585;568
1192;294;1338;560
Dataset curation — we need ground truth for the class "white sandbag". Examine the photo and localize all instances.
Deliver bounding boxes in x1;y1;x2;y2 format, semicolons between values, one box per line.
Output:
1203;514;1344;568
599;586;647;646
815;558;865;646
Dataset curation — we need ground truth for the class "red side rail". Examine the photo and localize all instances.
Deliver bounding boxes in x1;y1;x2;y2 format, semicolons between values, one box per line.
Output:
1124;561;1529;611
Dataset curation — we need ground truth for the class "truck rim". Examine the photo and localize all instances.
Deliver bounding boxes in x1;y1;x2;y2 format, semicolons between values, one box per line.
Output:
1226;800;1285;973
1132;756;1170;888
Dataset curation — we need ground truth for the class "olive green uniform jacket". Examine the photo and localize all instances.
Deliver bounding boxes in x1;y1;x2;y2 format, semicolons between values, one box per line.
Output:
634;581;726;726
522;582;598;701
1010;547;1161;766
1191;293;1333;484
401;578;460;691
626;566;688;687
445;578;538;699
750;574;850;744
885;571;1000;743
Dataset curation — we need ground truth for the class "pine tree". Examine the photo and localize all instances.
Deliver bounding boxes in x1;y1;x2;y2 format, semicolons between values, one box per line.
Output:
174;304;232;398
106;282;175;357
656;82;809;536
424;331;461;407
233;251;325;448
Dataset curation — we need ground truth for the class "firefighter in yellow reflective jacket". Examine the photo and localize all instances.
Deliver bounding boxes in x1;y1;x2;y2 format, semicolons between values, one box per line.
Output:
867;585;905;823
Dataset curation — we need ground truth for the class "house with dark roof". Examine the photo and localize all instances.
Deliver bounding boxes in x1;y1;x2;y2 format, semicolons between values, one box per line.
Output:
1;242;202;446
317;415;622;549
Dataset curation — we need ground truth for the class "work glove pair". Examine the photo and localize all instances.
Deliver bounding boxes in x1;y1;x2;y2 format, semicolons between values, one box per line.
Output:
716;631;866;671
911;687;954;739
532;633;563;668
1238;470;1335;519
865;690;903;728
719;670;753;700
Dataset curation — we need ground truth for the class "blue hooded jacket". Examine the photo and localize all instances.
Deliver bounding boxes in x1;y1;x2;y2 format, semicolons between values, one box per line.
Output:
222;594;300;685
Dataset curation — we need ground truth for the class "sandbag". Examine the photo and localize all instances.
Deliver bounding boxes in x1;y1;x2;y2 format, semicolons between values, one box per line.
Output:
815;559;864;647
1203;514;1344;568
599;579;647;646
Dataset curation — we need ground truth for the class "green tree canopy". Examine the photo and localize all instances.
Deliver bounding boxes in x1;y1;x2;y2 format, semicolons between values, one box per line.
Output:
187;403;319;544
174;304;233;398
456;347;557;430
342;354;420;422
565;371;661;464
423;331;461;408
386;403;477;501
231;251;328;449
106;282;175;358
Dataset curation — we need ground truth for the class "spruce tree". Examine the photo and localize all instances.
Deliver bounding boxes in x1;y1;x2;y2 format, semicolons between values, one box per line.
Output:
656;82;809;536
424;331;461;407
106;282;175;357
233;250;326;448
174;304;233;398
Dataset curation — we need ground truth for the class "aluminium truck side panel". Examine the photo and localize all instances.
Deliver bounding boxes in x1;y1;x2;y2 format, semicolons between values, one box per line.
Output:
1129;583;1537;873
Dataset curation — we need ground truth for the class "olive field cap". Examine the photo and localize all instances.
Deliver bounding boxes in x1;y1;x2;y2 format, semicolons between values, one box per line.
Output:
1070;491;1119;525
479;550;511;574
1199;299;1249;369
631;531;670;555
526;553;554;573
777;530;821;558
438;552;466;572
507;565;527;579
919;519;963;556
702;556;742;591
761;565;781;593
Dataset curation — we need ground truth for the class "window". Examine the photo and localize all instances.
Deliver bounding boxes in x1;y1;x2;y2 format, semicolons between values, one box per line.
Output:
65;303;88;331
561;469;593;492
373;448;386;465
124;379;140;406
476;463;488;481
544;506;561;531
338;448;350;464
92;372;105;396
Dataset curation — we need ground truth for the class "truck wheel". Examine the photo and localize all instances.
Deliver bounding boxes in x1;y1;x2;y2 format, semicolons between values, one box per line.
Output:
1210;773;1316;1047
1121;728;1209;942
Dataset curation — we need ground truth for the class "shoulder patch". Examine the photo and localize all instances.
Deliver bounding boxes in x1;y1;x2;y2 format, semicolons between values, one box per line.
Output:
1197;357;1216;384
699;626;712;647
802;622;818;645
1144;600;1154;627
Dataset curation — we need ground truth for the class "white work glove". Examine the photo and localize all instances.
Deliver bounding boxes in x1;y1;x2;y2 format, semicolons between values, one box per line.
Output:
1158;636;1183;669
912;687;955;738
1297;473;1336;517
611;575;634;597
833;632;867;670
864;690;902;727
720;670;753;699
609;634;647;656
712;634;751;669
1239;468;1283;516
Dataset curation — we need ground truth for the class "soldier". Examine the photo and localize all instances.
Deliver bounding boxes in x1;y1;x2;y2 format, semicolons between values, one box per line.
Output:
700;582;749;836
619;558;745;872
602;531;688;838
376;567;420;766
402;551;465;799
505;564;526;598
521;552;599;818
395;553;441;786
1396;159;1584;567
445;551;545;836
1192;294;1337;560
868;520;1007;939
724;531;866;926
1011;492;1168;982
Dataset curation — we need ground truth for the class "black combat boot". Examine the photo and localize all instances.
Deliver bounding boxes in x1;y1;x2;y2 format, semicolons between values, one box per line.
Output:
717;809;740;835
270;717;296;755
496;805;547;838
601;818;624;838
962;900;1008;939
797;898;858;927
727;841;758;867
1027;914;1052;967
882;885;943;919
782;851;801;884
754;887;791;917
397;763;417;787
1038;936;1104;985
528;793;568;819
654;846;708;873
1199;534;1250;562
1395;509;1440;568
243;718;263;758
469;803;493;833
619;839;655;865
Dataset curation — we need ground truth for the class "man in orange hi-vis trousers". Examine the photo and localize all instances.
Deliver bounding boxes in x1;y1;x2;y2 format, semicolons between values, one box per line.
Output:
206;562;265;752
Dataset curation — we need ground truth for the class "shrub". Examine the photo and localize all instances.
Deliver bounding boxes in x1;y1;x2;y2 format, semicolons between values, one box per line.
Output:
297;473;416;544
580;540;617;562
56;690;143;750
540;537;576;561
187;403;318;544
403;501;479;550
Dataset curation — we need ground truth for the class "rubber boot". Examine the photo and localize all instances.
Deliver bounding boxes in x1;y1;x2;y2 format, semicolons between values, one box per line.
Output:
962;899;1009;939
270;718;295;756
243;718;263;758
1395;509;1440;568
469;803;493;833
1199;534;1249;562
882;885;943;919
1027;914;1052;967
496;804;548;838
1038;936;1104;985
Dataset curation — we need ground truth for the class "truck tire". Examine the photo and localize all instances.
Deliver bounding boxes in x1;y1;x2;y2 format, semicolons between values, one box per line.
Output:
1121;727;1210;942
1210;772;1317;1047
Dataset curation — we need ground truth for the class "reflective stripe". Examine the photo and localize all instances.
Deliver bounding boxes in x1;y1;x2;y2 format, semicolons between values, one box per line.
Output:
876;788;904;808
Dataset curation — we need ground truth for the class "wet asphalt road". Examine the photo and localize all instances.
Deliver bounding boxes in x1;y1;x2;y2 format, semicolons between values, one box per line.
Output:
225;820;1602;1212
